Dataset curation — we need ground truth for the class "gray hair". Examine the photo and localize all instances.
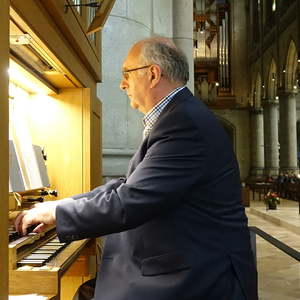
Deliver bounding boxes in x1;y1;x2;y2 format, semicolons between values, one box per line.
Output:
138;37;189;84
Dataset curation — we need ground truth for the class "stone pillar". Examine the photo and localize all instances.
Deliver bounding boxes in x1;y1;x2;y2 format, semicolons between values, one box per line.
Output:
172;0;194;92
250;107;264;179
263;99;279;176
230;0;248;105
278;89;298;173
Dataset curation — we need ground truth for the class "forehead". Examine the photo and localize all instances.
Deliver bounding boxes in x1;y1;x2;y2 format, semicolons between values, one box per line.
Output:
122;44;142;69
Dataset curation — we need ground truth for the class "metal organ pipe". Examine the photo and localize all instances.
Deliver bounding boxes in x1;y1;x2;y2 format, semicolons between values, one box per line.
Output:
225;12;229;90
219;22;223;89
222;17;224;89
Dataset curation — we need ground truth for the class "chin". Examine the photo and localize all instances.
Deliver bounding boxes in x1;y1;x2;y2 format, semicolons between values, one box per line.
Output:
130;101;139;110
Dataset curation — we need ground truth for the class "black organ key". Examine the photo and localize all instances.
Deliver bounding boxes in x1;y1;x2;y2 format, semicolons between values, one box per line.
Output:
8;224;38;242
8;226;21;242
9;231;20;242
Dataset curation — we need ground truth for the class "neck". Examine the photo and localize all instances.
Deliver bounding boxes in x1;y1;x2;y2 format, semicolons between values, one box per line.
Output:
150;82;183;108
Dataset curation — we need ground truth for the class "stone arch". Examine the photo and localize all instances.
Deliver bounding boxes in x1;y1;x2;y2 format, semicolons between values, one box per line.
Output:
267;58;277;99
217;116;236;151
285;39;298;91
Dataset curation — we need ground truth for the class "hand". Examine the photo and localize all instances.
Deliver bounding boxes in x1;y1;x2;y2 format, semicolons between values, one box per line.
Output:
14;201;58;235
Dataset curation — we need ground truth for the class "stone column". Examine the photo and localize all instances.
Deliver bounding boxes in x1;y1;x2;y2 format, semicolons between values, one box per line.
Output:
172;0;194;92
263;99;279;176
250;107;264;179
278;89;298;173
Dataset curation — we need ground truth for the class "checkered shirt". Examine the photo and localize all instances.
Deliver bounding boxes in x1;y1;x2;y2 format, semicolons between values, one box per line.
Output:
142;86;185;139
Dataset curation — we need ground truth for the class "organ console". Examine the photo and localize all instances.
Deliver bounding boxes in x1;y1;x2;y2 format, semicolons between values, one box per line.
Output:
0;0;116;298
8;181;97;299
6;82;99;299
8;221;96;299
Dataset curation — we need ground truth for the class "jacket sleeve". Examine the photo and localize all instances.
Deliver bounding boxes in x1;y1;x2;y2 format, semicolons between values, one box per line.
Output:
71;177;126;200
56;118;207;242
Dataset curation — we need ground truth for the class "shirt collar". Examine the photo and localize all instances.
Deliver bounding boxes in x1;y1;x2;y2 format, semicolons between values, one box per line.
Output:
142;86;186;139
143;86;186;127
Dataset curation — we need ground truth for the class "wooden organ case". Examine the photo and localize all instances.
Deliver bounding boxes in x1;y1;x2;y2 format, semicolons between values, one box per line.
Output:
0;0;115;299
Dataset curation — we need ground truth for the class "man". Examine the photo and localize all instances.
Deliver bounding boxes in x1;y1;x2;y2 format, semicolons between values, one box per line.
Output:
15;37;258;300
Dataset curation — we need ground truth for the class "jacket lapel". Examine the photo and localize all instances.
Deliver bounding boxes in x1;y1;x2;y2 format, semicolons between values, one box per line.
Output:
126;135;149;177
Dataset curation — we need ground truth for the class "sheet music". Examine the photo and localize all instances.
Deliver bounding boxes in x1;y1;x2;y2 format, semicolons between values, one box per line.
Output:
33;145;50;188
9;139;25;192
9;92;50;191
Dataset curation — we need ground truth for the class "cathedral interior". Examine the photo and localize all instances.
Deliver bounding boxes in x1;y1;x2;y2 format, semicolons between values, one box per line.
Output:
0;0;300;299
101;3;300;297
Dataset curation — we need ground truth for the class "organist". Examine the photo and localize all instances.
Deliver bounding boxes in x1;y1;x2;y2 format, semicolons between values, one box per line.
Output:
15;37;258;300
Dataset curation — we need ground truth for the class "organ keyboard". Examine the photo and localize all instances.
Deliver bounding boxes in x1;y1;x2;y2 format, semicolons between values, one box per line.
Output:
17;236;67;268
8;224;96;299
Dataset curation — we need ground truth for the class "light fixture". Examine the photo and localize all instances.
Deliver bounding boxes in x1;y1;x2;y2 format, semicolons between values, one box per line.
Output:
272;0;276;11
283;69;286;73
8;59;52;95
275;96;279;100
9;34;32;45
272;73;276;81
215;82;219;87
200;21;205;34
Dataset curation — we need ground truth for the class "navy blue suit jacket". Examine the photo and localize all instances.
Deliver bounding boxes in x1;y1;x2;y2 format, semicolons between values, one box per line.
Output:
56;87;258;300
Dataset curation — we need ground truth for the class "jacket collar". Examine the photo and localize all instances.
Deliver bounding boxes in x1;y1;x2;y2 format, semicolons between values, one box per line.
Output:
157;86;193;117
126;87;193;176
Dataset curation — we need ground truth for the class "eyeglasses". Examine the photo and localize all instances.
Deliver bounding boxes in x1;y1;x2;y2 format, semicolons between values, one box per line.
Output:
122;65;151;80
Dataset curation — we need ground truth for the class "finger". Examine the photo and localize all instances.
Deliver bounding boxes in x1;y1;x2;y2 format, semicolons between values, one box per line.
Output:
33;223;45;234
21;213;36;236
14;211;25;234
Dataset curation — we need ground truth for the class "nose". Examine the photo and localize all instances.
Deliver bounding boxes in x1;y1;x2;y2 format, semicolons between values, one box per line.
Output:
119;77;128;91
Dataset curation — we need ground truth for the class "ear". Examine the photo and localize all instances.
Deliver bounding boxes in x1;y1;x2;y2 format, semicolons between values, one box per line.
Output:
149;65;162;88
